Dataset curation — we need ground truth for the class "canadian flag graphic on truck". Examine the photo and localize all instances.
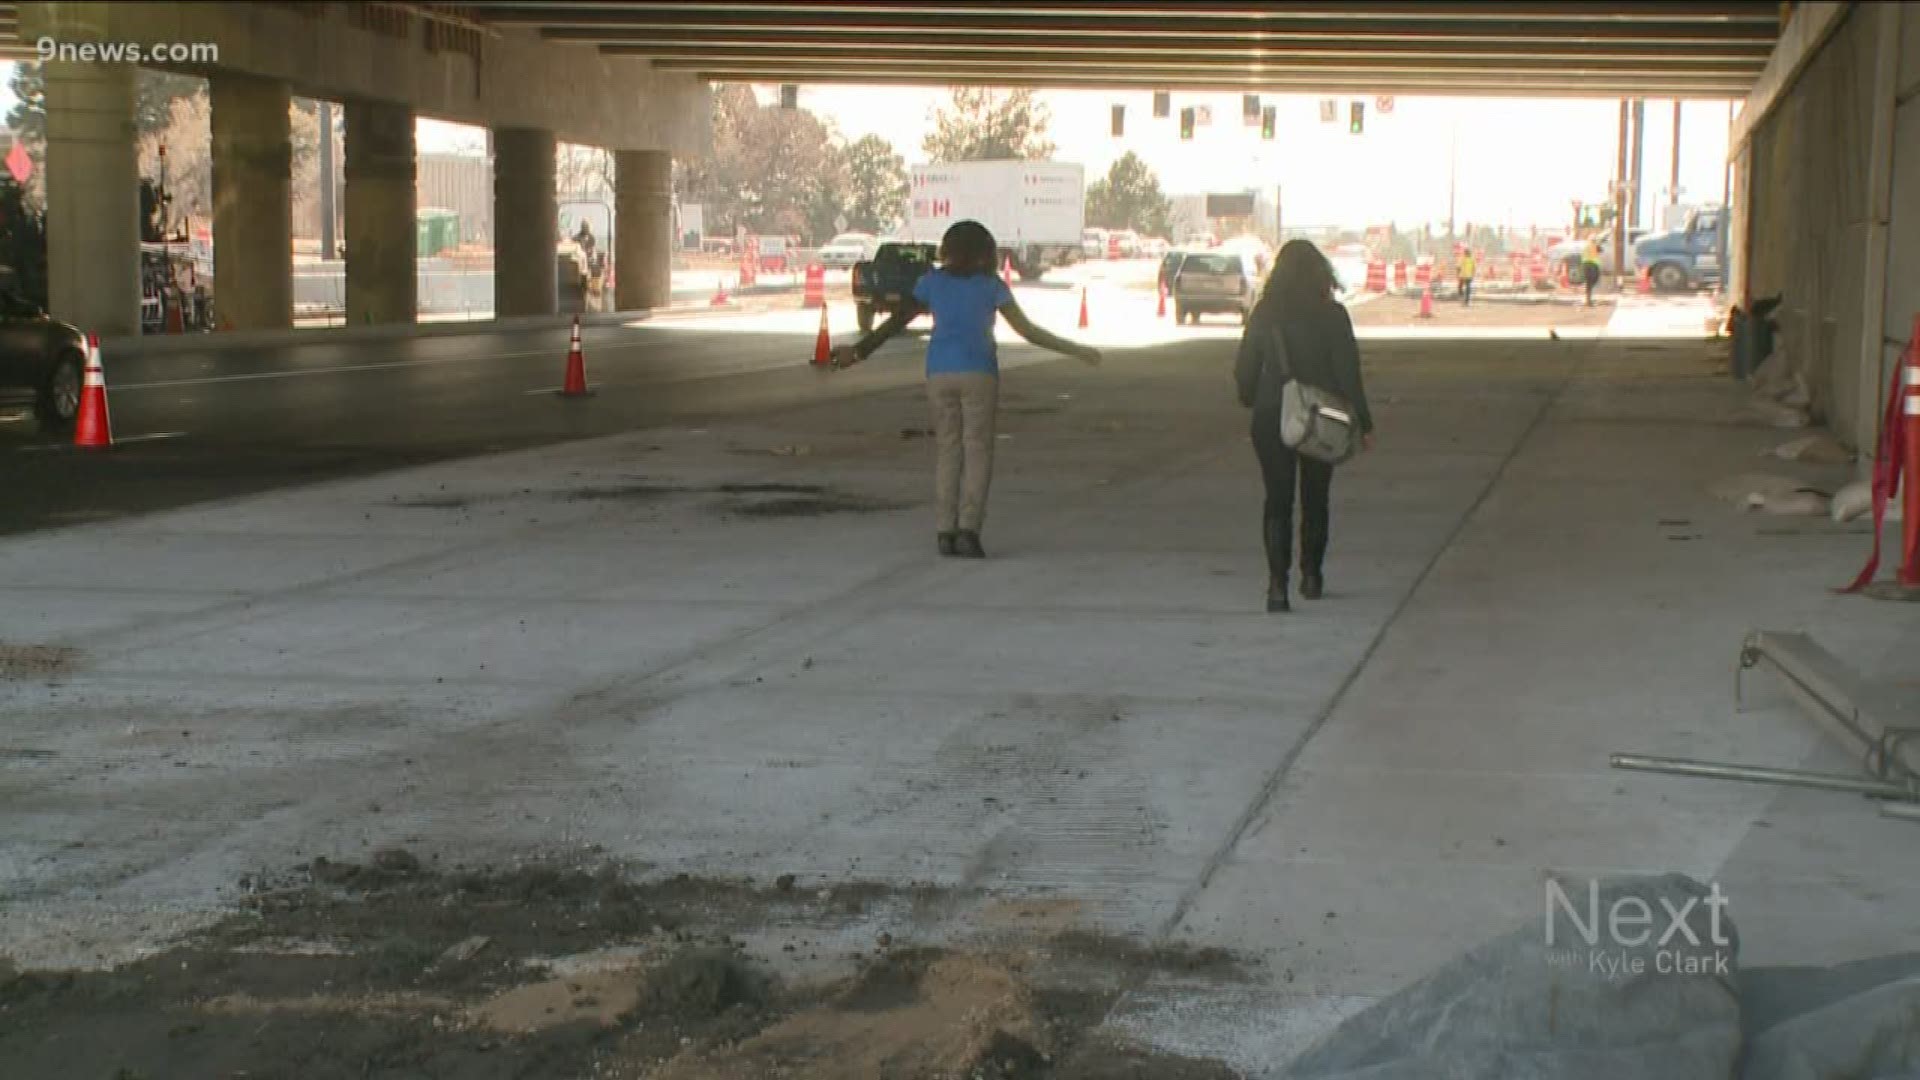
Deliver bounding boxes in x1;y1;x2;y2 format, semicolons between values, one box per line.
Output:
905;160;1085;279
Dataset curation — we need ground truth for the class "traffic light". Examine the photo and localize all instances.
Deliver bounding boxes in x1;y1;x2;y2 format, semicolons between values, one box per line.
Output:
779;84;798;109
1243;94;1261;124
1111;104;1124;138
1261;105;1276;140
1179;106;1195;140
1349;100;1364;134
1152;91;1170;119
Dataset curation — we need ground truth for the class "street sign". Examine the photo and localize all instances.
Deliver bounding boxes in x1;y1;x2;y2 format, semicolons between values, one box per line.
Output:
1195;105;1213;127
834;214;848;232
1111;103;1125;138
1376;96;1396;114
5;140;31;183
1152;91;1170;118
1320;99;1338;123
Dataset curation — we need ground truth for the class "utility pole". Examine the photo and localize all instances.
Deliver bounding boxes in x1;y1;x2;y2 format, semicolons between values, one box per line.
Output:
318;100;336;261
1613;99;1629;277
1629;99;1645;231
1446;121;1458;247
1669;100;1683;226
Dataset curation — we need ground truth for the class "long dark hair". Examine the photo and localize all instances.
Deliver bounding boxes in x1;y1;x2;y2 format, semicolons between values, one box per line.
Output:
939;220;997;277
1257;239;1340;316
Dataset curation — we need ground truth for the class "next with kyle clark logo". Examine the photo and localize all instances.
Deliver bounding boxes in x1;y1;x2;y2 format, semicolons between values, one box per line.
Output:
1542;876;1735;980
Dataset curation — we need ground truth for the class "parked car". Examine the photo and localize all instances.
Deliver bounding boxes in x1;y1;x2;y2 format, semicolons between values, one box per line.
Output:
851;240;938;333
1172;248;1262;325
0;268;90;431
1110;230;1142;258
1082;228;1109;259
817;232;878;268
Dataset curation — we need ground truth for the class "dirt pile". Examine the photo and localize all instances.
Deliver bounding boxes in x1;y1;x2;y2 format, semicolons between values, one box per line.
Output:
0;855;1242;1080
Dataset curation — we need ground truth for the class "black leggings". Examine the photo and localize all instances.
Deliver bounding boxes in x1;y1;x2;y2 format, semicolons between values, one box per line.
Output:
1251;407;1334;581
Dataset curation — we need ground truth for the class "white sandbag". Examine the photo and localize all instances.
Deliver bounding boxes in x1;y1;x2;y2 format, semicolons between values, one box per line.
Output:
1830;477;1904;522
1765;434;1852;465
1712;473;1804;509
1761;490;1830;517
1738;400;1812;429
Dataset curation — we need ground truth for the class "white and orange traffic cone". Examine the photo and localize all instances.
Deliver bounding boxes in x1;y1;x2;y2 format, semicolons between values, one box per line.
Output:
812;304;832;367
1077;286;1090;330
559;317;589;397
74;334;112;448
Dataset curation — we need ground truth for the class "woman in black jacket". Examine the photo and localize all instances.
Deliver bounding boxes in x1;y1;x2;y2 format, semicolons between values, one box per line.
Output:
1234;240;1376;612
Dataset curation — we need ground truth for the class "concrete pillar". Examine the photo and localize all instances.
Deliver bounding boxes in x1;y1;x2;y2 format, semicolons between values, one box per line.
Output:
494;127;557;318
210;74;293;331
41;5;139;336
344;99;416;326
615;150;672;311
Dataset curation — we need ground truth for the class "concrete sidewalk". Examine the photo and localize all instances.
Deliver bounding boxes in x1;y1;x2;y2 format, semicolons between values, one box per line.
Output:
2;333;1914;1073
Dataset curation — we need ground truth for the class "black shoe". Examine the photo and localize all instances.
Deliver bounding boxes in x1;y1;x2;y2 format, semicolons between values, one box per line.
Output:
1300;574;1324;600
953;530;986;559
938;532;958;557
1266;578;1290;613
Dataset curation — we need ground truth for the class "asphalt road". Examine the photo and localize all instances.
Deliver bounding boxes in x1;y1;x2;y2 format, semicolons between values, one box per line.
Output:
0;315;964;538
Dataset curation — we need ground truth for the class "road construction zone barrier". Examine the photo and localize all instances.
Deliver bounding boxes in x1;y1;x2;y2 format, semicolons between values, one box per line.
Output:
1531;252;1549;284
1841;314;1920;594
1393;261;1408;291
1510;255;1525;285
1365;261;1387;293
1413;260;1433;290
803;262;826;309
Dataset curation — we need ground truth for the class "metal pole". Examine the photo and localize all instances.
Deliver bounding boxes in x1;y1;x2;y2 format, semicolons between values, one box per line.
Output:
1723;101;1734;210
1669;100;1683;220
1629;98;1645;230
1611;753;1920;800
1446;121;1457;247
318;101;336;261
1613;99;1629;278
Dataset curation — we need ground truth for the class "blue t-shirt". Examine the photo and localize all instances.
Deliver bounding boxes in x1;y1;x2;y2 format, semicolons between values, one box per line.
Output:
912;269;1014;376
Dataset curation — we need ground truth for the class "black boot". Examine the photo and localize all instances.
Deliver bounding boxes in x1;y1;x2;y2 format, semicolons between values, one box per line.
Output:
1266;576;1290;613
937;532;958;557
954;530;986;559
1300;572;1324;600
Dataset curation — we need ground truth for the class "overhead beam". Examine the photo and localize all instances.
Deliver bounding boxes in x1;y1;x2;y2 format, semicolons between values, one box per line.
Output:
607;45;1765;73
469;1;1778;23
682;67;1755;97
557;28;1776;61
644;53;1759;80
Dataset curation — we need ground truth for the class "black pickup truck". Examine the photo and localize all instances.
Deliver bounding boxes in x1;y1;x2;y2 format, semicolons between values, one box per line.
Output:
850;241;938;333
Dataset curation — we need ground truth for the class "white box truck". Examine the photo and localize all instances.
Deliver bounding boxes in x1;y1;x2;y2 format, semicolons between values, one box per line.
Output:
904;161;1084;281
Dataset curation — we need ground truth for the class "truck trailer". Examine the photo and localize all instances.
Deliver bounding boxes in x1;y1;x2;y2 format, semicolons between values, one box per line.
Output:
904;161;1084;281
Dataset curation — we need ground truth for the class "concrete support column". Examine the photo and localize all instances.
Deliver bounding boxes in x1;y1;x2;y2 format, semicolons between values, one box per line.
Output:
210;73;293;331
41;5;139;336
494;127;557;318
615;150;672;311
344;99;416;326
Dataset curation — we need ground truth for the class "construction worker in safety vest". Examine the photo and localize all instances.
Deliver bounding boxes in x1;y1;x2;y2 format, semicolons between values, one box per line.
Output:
1457;248;1477;307
1580;239;1603;307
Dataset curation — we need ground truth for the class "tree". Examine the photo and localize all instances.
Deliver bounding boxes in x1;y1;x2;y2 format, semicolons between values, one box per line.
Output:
836;134;907;234
921;88;1054;162
7;64;203;203
0;180;49;309
1084;152;1171;237
680;83;848;243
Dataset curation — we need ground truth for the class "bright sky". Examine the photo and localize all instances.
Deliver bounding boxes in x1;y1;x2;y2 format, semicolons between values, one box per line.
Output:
784;85;1739;232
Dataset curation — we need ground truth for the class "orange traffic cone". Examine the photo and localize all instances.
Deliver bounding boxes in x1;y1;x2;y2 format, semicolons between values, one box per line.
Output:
73;334;112;448
812;304;832;367
1077;286;1089;330
559;317;589;396
1417;285;1434;319
1156;281;1167;319
710;277;730;306
1637;267;1653;295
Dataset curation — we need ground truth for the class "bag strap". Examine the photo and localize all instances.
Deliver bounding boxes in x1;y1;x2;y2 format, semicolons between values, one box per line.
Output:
1265;322;1295;384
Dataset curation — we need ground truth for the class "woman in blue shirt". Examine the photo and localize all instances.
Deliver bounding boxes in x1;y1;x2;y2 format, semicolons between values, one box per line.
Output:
831;220;1101;559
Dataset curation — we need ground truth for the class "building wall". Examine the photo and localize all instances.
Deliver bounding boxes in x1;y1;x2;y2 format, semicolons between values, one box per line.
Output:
417;153;493;245
1745;2;1918;453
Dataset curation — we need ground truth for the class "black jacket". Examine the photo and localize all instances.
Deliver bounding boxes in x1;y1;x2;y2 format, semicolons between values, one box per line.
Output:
1234;297;1373;433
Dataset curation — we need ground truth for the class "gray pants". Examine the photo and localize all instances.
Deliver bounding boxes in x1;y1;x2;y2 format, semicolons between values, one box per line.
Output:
926;372;999;533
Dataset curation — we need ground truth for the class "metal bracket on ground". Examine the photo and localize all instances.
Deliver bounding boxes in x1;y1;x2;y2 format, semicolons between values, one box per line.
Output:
1618;629;1920;820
